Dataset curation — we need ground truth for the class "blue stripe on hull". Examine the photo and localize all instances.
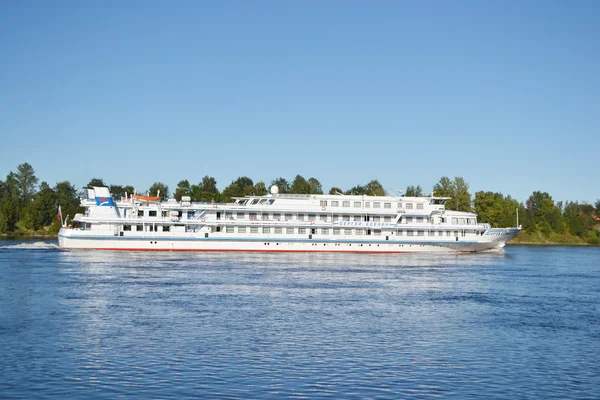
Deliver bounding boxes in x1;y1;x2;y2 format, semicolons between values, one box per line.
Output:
58;234;479;246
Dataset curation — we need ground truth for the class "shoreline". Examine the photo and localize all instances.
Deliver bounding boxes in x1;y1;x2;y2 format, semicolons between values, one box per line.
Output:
507;242;597;247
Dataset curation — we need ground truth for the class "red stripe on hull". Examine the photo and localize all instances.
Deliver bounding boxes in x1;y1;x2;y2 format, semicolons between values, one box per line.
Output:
63;247;410;254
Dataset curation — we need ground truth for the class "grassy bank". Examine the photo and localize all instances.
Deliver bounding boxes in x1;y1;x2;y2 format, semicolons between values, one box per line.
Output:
509;230;598;246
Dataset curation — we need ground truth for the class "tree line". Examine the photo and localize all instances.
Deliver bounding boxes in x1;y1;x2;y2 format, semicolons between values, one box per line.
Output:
1;163;599;244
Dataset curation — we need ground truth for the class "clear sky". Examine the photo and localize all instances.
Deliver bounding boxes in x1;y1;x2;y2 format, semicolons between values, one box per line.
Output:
1;0;598;204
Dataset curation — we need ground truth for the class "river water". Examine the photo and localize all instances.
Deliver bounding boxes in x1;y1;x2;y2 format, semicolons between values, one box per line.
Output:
1;240;599;399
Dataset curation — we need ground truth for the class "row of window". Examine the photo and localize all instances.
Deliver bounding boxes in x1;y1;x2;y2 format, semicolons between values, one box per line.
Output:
224;213;436;224
123;225;171;232
451;217;477;225
224;227;475;236
120;224;475;237
137;210;160;217
319;200;424;209
224;212;397;222
136;206;429;219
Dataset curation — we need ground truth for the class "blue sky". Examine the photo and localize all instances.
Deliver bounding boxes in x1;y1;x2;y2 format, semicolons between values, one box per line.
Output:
1;1;598;204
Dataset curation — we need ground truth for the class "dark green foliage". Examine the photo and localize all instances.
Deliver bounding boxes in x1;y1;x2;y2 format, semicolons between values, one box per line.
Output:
433;176;471;212
432;176;453;197
405;185;423;197
109;185;135;199
290;175;312;194
588;231;599;245
174;180;191;201
191;176;220;202
0;165;598;242
364;180;386;196
87;178;106;187
233;177;254;192
308;178;323;194
24;182;57;230
540;222;552;238
474;191;504;227
0;174;20;233
220;176;254;202
345;185;368;195
526;191;555;225
14;163;38;201
55;181;82;229
345;180;385;196
547;207;564;233
220;184;242;202
254;182;267;196
474;191;524;228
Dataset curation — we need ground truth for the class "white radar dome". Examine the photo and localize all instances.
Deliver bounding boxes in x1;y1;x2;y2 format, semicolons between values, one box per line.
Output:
270;185;279;195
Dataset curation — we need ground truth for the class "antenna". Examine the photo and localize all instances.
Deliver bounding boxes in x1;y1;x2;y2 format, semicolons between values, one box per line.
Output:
516;207;519;228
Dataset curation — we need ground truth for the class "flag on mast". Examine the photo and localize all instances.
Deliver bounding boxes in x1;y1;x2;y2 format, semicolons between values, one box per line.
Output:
57;205;62;222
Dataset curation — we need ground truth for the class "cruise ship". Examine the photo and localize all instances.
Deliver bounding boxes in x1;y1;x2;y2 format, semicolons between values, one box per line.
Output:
57;186;521;252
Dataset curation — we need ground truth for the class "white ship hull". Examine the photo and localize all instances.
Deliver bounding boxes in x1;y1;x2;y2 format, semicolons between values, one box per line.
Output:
58;186;521;253
58;229;519;253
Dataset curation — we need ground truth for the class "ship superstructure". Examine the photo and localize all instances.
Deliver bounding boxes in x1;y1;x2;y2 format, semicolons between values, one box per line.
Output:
58;186;521;252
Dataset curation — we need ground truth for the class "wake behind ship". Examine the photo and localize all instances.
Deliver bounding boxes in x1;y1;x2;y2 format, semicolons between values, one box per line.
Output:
58;186;521;253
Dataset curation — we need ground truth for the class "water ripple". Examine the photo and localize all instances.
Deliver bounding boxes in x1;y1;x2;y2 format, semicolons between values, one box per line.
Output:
1;242;599;399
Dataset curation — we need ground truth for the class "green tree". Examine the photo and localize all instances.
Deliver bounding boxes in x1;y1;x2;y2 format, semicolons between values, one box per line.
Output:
196;176;220;202
220;176;255;201
475;192;524;228
109;185;135;199
474;191;504;227
344;180;386;196
270;177;290;194
253;181;268;196
405;185;423;197
364;180;386;196
55;181;82;229
345;185;367;195
501;196;525;229
227;176;254;197
148;182;169;200
25;182;57;230
234;177;254;193
0;174;21;233
14;162;39;201
87;178;106;187
526;191;555;226
433;176;471;212
329;187;343;195
547;206;564;233
432;176;453;197
221;183;241;202
451;177;471;212
290;175;311;194
174;180;191;201
308;177;323;194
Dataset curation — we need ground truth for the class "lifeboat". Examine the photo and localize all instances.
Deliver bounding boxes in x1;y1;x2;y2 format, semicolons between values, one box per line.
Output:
132;194;161;202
